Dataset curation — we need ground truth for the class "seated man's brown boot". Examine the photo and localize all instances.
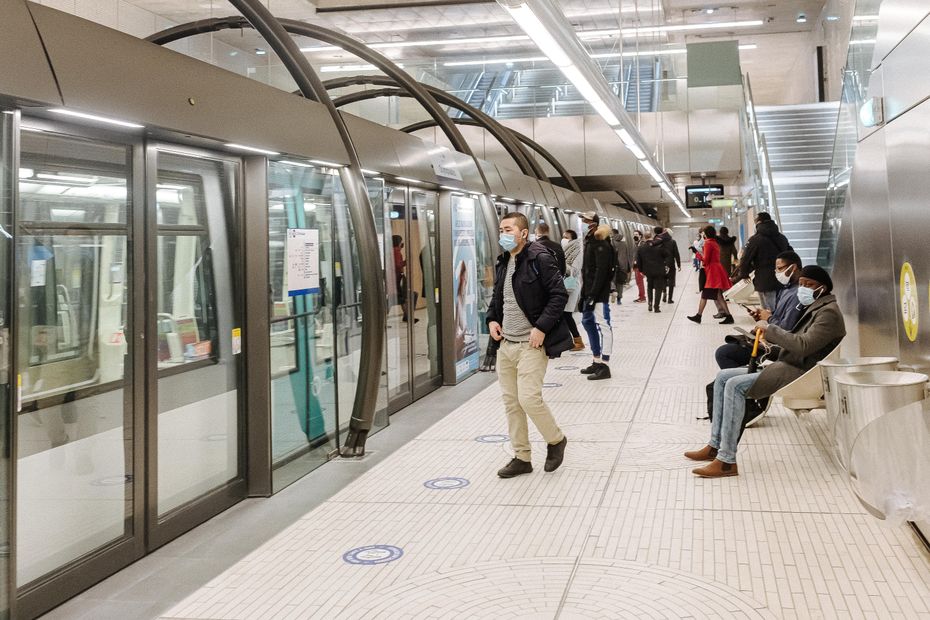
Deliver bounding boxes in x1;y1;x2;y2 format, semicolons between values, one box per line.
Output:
683;445;718;461
571;337;585;351
692;459;738;478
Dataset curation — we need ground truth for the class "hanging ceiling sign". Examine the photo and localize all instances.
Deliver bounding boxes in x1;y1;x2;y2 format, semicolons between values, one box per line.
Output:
430;148;464;181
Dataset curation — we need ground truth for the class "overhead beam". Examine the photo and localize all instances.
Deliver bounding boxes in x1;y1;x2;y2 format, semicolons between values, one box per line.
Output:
315;0;490;13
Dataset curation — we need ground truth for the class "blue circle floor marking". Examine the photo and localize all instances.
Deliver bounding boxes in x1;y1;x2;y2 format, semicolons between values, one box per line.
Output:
343;545;404;565
475;434;509;443
424;477;470;490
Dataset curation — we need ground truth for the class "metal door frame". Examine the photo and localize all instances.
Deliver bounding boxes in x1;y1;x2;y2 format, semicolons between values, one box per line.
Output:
13;115;146;619
142;142;247;550
409;187;443;399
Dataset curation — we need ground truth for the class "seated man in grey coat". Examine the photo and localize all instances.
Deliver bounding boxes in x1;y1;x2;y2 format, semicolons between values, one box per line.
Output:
684;265;846;478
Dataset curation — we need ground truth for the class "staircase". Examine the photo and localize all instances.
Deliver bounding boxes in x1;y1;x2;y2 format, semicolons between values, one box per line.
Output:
754;103;841;265
623;60;658;113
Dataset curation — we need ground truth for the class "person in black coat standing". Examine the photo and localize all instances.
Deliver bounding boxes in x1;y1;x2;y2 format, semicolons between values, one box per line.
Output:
579;211;616;381
535;222;566;275
654;227;680;304
636;230;671;312
487;212;570;479
735;212;792;310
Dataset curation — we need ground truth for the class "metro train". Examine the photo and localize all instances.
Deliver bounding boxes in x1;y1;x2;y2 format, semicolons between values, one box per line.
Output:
1;2;659;616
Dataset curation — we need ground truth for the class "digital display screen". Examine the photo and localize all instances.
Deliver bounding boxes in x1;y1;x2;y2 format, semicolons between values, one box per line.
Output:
685;184;724;208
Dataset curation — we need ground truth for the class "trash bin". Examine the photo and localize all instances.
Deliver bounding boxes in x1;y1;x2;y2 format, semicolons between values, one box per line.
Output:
833;370;927;472
818;357;898;468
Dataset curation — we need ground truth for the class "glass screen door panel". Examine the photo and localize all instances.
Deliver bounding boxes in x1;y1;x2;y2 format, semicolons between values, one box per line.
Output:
154;152;241;517
409;190;441;392
15;131;133;586
267;162;338;490
384;185;411;408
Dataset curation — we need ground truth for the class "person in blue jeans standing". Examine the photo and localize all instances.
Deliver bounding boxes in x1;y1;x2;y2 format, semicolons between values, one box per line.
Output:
578;211;615;381
685;266;845;478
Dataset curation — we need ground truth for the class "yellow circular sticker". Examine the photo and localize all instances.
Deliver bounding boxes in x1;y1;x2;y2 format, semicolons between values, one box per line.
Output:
900;262;918;342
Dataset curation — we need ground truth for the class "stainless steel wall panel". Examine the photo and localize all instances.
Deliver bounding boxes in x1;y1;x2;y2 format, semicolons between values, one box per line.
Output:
344;114;404;177
584;115;636;176
29;5;349;163
882;15;930;123
496;165;538;203
830;192;861;358
687;110;742;175
660;111;691;172
848;129;898;359
874;0;930;67
479;160;508;197
536;116;587;175
0;1;62;106
883;100;930;370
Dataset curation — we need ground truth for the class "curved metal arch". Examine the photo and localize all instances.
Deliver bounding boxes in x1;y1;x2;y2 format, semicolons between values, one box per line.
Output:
322;75;549;182
400;117;582;194
155;2;385;456
146;15;490;188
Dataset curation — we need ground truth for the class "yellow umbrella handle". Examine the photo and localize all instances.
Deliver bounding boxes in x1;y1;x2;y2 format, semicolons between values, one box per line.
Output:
751;330;762;357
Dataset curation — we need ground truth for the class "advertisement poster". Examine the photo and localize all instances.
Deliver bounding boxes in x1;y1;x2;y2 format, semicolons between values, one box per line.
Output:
286;228;320;296
452;195;479;380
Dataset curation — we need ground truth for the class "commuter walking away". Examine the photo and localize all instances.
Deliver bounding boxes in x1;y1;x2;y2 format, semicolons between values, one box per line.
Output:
654;227;680;303
715;251;804;369
635;230;669;313
717;226;738;278
734;211;792;310
692;234;703;272
579;211;615;380
631;230;647;303
535;222;566;276
686;265;845;477
610;228;631;305
561;229;585;351
487;212;569;478
687;226;734;324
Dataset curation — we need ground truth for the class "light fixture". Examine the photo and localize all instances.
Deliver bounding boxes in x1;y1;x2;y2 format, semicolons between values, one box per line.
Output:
309;159;346;168
705;8;716;14
796;13;807;24
361;169;379;175
227;143;280;156
319;63;378;73
852;15;880;22
19;168;34;179
255;48;267;55
826;15;840;22
36;172;97;184
49;108;144;129
850;39;877;45
446;43;757;67
440;185;461;191
579;19;764;39
397;176;424;184
640;160;664;184
279;159;314;168
615;129;647;160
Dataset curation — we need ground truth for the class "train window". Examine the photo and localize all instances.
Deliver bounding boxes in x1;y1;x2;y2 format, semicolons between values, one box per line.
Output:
155;160;220;370
17;133;131;402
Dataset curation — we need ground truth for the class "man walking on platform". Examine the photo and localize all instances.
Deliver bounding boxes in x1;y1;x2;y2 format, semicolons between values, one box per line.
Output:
654;227;680;303
632;230;647;302
579;211;615;380
535;222;566;275
734;212;792;310
487;212;569;479
636;230;670;312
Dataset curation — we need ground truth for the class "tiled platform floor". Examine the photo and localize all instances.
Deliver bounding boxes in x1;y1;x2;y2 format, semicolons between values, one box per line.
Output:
133;273;930;618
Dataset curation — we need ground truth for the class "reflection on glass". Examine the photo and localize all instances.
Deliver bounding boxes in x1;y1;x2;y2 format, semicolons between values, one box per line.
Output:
0;113;12;611
409;190;441;389
474;199;498;357
267;162;338;491
16;131;132;586
384;186;411;406
155;152;239;516
365;178;389;426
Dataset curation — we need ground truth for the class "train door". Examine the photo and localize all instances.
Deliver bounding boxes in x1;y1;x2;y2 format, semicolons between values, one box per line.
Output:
145;146;245;547
383;185;442;411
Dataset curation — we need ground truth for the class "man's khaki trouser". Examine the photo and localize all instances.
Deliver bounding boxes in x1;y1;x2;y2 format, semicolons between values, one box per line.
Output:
497;340;564;462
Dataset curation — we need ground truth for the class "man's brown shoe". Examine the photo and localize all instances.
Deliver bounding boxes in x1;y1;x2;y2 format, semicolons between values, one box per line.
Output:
683;445;718;461
571;337;585;351
692;459;738;478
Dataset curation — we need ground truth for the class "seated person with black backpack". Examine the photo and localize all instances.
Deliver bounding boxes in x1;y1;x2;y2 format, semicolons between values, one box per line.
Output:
686;265;845;478
715;251;804;369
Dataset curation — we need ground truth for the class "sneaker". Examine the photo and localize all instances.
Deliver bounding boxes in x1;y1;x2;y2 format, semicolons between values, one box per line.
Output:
581;363;600;375
719;314;735;325
687;314;701;324
634;298;646;303
544;436;568;472
653;306;661;313
667;299;674;304
713;312;725;319
588;363;611;381
497;458;533;478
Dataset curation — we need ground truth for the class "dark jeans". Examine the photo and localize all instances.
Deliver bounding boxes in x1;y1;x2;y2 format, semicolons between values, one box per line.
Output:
665;268;676;301
647;276;666;309
715;341;752;369
564;311;580;338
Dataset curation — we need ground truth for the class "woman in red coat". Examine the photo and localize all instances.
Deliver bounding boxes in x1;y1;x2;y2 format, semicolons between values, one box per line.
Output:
687;226;734;324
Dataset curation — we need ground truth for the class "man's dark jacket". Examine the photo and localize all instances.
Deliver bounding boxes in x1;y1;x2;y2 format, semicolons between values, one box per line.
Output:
636;238;670;279
581;224;616;304
537;235;566;275
486;241;572;359
655;231;680;270
737;220;792;292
